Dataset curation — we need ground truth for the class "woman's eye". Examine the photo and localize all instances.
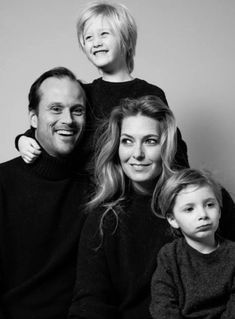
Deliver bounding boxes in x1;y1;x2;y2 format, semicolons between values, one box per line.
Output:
184;207;194;213
120;138;132;145
145;139;158;145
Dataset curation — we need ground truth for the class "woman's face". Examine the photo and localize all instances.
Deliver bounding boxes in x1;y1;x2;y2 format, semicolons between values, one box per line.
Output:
118;114;162;192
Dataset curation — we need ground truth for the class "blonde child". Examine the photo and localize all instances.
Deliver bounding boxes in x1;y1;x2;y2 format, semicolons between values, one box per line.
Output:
150;168;235;319
16;1;189;168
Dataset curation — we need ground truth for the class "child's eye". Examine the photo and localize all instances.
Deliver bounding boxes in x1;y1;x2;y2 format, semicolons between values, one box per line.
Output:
206;201;216;208
84;35;92;42
184;207;194;213
101;31;109;36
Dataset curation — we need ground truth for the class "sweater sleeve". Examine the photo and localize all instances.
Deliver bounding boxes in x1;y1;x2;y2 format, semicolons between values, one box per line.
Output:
14;128;35;151
68;211;119;319
220;275;235;319
150;247;183;319
0;177;7;318
219;188;235;242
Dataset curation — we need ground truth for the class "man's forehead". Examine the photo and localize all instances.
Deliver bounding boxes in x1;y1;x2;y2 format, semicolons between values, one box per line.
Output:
39;76;84;100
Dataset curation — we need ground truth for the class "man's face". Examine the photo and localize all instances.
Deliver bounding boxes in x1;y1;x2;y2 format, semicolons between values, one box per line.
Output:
30;77;85;158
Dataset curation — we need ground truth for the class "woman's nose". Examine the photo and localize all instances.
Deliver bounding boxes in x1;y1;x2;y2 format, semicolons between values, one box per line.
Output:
132;144;144;160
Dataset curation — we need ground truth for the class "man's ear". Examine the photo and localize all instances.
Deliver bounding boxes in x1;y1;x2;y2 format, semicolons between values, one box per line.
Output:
166;214;180;229
29;110;38;129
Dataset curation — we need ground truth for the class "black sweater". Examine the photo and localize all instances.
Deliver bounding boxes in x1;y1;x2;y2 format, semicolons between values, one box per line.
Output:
0;150;88;319
68;189;235;319
68;191;173;319
150;237;235;318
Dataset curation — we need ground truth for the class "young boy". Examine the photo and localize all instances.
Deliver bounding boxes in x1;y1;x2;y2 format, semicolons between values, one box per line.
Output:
150;168;235;319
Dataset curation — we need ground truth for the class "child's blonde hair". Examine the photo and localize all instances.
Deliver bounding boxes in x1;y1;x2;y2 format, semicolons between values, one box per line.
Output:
76;1;137;73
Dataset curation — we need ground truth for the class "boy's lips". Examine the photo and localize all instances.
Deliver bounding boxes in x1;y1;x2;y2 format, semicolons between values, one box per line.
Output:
93;49;108;55
196;224;212;230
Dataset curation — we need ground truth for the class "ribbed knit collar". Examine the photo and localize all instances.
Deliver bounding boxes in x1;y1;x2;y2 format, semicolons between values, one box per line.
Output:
28;148;77;181
95;77;139;87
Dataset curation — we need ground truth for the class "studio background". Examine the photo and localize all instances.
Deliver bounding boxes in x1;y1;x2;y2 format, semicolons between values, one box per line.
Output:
1;0;235;199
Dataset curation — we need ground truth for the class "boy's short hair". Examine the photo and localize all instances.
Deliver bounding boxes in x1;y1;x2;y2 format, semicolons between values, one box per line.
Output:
76;1;137;73
158;168;223;219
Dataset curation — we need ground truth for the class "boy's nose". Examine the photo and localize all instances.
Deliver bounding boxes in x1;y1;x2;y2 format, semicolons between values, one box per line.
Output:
198;207;208;219
93;36;102;47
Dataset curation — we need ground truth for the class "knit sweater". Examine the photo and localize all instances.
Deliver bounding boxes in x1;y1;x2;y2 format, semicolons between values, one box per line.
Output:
68;186;235;319
150;237;235;319
68;190;172;319
0;149;88;319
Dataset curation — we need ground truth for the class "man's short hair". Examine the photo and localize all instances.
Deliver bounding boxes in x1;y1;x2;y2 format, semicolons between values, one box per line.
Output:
28;67;83;112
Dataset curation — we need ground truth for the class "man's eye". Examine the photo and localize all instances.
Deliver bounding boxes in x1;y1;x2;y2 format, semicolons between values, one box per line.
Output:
51;106;61;113
73;107;85;116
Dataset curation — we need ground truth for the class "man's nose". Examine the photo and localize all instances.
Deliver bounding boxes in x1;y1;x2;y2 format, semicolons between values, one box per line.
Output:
61;109;73;124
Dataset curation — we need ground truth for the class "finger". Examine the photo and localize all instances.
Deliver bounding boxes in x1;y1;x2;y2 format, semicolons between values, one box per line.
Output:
23;156;33;164
31;148;41;156
30;140;41;150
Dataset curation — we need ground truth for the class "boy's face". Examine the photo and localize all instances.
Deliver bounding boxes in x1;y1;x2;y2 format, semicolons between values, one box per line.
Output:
167;185;221;247
83;16;127;73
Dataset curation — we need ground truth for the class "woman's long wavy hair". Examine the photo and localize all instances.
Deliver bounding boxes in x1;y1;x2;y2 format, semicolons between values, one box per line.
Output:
88;95;177;236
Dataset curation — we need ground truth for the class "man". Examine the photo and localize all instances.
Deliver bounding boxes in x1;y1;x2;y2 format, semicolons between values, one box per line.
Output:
0;67;88;318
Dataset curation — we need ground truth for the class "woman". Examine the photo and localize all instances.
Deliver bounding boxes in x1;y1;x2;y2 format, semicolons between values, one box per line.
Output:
69;95;235;319
68;95;178;319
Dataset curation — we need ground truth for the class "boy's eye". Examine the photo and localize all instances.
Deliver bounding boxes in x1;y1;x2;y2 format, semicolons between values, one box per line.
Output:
101;31;109;36
84;35;92;42
206;201;216;208
184;206;194;213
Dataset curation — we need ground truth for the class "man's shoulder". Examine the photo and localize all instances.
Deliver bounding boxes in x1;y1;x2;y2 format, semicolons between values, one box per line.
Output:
0;156;22;170
0;157;24;184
